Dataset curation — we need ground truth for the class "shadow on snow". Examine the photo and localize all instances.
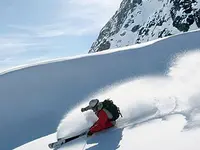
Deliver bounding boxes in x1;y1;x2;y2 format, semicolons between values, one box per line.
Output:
86;128;123;150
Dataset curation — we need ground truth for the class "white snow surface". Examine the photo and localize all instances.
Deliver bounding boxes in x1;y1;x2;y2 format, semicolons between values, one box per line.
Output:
1;31;200;150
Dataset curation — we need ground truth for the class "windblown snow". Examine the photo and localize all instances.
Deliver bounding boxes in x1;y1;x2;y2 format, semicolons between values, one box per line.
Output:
1;30;200;150
57;50;200;141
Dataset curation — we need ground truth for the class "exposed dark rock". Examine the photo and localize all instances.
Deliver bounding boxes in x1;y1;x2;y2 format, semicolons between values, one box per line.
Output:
170;0;199;32
96;41;111;52
120;32;126;36
131;25;140;33
194;9;200;27
158;29;173;38
124;24;129;28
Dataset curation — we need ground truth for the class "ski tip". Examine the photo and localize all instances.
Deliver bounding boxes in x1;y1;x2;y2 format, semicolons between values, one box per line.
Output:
48;143;53;149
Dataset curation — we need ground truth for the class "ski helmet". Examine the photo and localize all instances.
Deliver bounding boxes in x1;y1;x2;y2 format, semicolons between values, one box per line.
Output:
89;99;99;108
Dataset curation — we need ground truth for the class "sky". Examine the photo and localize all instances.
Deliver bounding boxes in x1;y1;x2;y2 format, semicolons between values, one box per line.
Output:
0;0;122;72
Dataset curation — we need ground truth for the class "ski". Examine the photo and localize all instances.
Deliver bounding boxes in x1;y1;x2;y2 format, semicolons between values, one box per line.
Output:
48;131;87;149
48;122;129;149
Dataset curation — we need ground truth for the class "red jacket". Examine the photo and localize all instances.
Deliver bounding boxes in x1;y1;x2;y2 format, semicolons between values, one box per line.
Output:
89;109;114;133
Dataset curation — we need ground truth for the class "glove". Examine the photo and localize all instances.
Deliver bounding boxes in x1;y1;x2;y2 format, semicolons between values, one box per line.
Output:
81;108;86;112
87;131;93;137
81;106;90;112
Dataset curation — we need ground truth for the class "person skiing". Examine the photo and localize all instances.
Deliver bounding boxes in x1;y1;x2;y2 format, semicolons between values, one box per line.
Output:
81;99;122;137
48;99;122;149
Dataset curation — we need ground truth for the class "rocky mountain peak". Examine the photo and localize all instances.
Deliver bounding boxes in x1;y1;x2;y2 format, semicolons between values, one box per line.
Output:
89;0;200;53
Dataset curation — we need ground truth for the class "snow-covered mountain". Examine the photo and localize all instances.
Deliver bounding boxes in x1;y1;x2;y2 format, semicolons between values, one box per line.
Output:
1;30;200;150
89;0;200;53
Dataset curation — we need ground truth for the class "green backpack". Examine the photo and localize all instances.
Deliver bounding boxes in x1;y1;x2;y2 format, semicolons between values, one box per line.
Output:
102;99;122;121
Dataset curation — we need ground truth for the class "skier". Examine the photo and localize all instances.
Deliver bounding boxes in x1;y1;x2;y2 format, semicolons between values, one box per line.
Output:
81;99;122;137
48;99;122;149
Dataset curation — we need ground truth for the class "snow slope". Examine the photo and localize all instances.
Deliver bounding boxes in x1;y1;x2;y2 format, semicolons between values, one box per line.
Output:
1;30;200;150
